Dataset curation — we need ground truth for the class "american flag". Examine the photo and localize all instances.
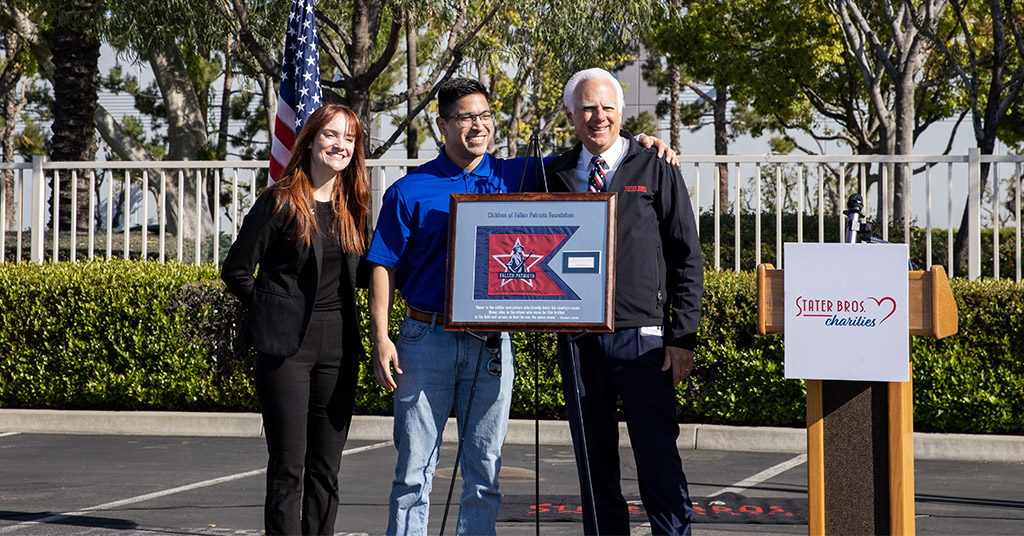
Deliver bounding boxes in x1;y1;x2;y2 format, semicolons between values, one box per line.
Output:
270;0;322;182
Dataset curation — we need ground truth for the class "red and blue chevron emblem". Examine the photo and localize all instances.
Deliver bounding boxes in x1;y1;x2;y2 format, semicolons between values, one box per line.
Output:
473;226;580;300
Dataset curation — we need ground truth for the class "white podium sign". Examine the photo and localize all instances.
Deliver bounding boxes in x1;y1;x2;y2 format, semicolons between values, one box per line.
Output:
783;243;909;382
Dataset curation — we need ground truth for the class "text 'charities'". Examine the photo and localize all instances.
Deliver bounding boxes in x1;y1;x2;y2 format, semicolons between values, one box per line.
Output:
794;295;897;328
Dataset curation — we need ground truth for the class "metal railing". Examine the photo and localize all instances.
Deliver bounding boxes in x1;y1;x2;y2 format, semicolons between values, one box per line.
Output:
683;150;1024;280
1;157;424;268
3;152;1022;280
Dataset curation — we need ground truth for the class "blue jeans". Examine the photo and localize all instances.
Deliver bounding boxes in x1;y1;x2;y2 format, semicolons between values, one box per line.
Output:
386;317;514;535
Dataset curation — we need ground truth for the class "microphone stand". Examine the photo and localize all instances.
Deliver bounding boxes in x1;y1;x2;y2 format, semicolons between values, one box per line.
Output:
567;330;600;534
518;134;548;194
518;133;547;536
519;132;599;532
442;134;548;535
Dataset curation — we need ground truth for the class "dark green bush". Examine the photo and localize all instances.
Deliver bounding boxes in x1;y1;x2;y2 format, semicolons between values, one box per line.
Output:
687;270;801;427
1;260;1021;435
912;278;1024;434
0;261;242;410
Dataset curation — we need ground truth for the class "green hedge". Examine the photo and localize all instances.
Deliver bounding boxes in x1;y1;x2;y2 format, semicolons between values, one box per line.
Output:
1;260;1022;435
0;262;247;410
913;278;1024;434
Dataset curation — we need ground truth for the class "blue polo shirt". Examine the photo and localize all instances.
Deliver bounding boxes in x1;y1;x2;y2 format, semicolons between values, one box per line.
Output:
367;149;539;314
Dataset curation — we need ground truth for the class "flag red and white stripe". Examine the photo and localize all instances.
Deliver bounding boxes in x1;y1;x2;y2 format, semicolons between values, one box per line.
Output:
270;0;322;182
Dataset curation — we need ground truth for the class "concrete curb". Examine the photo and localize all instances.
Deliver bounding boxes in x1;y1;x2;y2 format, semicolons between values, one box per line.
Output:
1;409;1022;463
0;409;265;438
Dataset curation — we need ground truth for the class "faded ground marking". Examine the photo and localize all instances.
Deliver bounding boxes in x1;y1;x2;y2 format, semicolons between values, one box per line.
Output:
0;440;394;534
709;453;808;497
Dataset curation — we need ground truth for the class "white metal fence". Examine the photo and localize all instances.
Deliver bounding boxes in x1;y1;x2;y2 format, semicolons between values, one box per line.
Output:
0;157;424;268
2;151;1022;280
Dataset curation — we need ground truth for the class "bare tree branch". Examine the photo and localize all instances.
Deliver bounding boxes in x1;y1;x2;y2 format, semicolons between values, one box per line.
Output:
359;18;402;87
315;8;352;47
4;3;55;79
317;22;352;79
369;51;464;159
215;0;281;78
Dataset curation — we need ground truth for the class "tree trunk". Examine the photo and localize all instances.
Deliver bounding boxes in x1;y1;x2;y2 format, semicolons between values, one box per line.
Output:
147;43;213;238
949;0;1024;276
406;12;418;160
480;58;499;156
259;72;277;166
713;85;729;213
1;93;17;230
347;0;378;152
952;144;995;277
872;125;892;226
505;54;530;158
892;76;915;235
49;8;100;233
217;35;234;159
669;63;681;154
1;33;25;231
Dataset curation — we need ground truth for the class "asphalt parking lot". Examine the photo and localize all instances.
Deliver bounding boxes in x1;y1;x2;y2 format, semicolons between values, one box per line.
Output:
1;415;1023;535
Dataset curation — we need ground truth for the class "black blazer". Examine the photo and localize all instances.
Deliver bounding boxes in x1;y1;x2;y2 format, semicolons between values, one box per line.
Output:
222;188;365;358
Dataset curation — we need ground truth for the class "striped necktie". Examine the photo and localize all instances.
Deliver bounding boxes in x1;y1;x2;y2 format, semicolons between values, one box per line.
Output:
588;155;607;193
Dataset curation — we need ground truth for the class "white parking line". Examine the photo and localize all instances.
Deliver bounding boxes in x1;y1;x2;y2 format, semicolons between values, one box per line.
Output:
707;453;807;497
342;440;393;456
0;440;394;533
0;432;19;438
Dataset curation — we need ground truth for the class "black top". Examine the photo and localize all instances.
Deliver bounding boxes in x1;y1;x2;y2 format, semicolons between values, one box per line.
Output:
313;201;344;312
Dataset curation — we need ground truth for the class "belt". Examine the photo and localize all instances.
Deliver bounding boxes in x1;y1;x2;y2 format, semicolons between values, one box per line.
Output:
406;308;444;324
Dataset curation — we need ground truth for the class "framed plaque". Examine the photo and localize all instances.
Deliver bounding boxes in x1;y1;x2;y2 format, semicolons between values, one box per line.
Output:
445;192;616;332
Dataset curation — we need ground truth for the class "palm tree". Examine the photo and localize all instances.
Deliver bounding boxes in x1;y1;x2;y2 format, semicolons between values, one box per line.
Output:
49;0;100;234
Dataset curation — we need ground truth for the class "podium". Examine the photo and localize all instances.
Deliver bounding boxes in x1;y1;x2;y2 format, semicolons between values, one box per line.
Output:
756;263;958;535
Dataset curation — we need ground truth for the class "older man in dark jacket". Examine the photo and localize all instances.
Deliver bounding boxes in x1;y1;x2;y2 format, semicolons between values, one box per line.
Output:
545;67;703;536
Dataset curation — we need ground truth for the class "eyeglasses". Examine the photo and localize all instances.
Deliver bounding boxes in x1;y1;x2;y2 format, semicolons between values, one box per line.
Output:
445;110;495;127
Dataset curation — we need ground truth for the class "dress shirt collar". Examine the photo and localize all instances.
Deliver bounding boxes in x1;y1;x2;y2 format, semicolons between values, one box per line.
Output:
579;136;626;173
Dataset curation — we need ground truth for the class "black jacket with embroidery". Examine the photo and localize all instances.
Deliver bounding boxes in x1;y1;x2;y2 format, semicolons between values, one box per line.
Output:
544;131;703;349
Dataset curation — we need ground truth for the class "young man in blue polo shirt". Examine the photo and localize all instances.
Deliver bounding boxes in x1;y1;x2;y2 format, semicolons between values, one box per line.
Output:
367;78;524;535
367;77;675;535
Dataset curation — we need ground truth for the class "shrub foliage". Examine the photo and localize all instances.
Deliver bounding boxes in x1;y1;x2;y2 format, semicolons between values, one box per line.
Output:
1;260;1021;435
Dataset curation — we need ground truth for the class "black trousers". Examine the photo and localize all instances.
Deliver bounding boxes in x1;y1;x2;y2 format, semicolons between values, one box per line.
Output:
559;328;693;536
254;310;358;536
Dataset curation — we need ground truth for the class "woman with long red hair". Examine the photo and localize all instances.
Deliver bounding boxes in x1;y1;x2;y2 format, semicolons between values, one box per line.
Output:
222;104;370;535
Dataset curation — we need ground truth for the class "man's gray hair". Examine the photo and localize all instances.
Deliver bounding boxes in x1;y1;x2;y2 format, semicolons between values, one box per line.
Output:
563;68;625;114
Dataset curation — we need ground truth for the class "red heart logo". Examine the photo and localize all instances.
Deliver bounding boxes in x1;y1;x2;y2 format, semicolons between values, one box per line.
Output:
867;296;896;324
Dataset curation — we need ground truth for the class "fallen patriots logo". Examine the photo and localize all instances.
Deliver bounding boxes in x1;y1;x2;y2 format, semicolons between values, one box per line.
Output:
494;238;538;281
474;226;580;300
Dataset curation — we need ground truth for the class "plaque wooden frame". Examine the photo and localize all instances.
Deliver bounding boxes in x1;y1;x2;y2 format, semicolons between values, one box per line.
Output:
445;192;617;333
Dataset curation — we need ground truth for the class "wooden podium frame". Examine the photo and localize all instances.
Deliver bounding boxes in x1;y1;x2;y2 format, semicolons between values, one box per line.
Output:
756;264;958;535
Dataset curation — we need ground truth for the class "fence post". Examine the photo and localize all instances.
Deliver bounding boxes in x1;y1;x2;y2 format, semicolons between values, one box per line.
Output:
31;155;45;263
371;166;385;231
968;148;981;280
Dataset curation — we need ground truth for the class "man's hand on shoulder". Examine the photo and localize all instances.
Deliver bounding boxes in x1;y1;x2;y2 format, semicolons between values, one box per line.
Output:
637;133;679;167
